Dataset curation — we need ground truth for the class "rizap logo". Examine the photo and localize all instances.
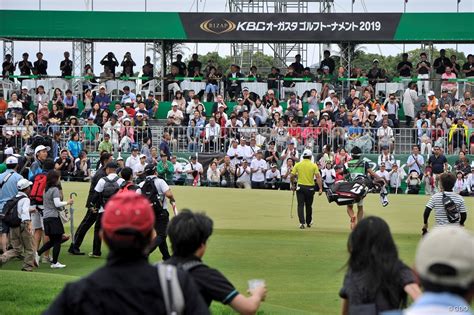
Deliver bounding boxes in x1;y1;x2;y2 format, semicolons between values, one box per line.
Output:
200;18;236;34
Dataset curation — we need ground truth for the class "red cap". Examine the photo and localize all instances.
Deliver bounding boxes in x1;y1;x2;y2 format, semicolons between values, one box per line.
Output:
102;192;155;239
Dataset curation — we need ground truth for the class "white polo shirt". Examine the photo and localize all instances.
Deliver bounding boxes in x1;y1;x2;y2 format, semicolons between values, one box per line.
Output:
126;154;141;170
137;175;170;209
250;159;267;182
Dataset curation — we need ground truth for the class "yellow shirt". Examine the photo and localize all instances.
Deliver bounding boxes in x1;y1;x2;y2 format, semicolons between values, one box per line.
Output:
291;159;319;186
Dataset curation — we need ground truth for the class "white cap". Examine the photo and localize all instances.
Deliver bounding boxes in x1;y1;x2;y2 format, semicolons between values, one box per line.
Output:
136;112;144;117
302;149;313;158
5;156;18;165
416;226;474;289
122;117;131;123
34;145;50;156
329;89;336;94
17;178;33;190
427;91;435;97
308;109;315;114
4;147;14;155
21;86;28;90
218;104;225;109
140;154;147;159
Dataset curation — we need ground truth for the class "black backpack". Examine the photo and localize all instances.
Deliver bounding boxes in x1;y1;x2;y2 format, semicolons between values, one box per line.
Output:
101;176;120;206
141;177;165;213
442;193;460;223
2;196;27;228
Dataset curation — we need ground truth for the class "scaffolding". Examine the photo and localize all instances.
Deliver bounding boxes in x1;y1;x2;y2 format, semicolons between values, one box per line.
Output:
227;0;334;72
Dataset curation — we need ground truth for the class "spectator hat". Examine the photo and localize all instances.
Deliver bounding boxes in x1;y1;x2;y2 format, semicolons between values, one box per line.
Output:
381;145;389;150
308;109;315;114
5;156;18;165
302;149;313;158
123;117;131;123
321;112;329;117
373;59;379;63
352;116;359;121
99;85;106;90
34;145;50;156
21;86;28;90
132;147;139;152
116;156;124;161
102;192;155;240
160;152;168;157
441;88;448;93
4;147;14;155
287;140;295;145
242;87;249;92
427;91;435;97
322;65;329;70
460;103;467;107
87;116;94;120
439;109;446;113
69;116;78;121
271;163;277;168
458;117;465;121
329;89;336;94
139;154;147;159
420;111;427;116
416;226;474;289
237;97;243;101
106;161;119;169
380;162;386;166
218;104;225;109
17;178;33;190
171;102;178;107
190;155;197;160
144;164;156;175
136;112;145;118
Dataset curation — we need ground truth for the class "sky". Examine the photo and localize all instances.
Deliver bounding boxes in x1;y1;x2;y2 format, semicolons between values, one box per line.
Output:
1;0;473;75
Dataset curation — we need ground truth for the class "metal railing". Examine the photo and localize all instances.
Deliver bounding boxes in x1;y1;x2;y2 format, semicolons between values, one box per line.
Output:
4;124;470;156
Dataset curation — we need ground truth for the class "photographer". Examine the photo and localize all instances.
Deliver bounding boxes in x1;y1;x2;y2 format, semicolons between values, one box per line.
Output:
100;52;119;78
235;160;251;189
121;52;136;77
54;149;74;181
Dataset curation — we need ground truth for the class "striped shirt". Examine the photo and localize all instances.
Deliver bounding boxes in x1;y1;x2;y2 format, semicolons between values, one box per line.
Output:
426;192;467;226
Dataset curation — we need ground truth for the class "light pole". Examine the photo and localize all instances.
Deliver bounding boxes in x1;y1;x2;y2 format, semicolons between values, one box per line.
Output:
456;0;461;52
403;0;407;53
351;0;355;13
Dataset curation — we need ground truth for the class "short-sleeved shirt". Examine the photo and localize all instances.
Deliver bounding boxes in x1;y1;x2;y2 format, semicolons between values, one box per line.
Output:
0;170;23;213
427;154;448;174
426;192;467;226
416;61;431;75
43;187;62;219
462;62;474;77
137;175;170;209
397;61;413;77
291;159;319;186
339;260;415;312
166;256;238;306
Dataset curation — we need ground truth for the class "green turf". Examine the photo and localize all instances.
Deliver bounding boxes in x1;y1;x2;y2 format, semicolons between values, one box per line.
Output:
0;184;472;315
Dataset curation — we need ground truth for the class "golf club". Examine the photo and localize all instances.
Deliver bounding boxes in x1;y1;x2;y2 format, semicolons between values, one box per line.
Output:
290;190;295;219
69;192;77;247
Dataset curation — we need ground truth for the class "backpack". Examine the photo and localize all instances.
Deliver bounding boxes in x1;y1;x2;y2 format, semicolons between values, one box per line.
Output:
156;263;185;315
2;196;27;228
118;181;139;194
0;172;14;189
30;173;47;204
101;176;120;206
141;177;165;212
442;193;460;223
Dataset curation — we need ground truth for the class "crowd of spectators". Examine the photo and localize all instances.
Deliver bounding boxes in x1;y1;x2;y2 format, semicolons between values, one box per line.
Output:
1;49;474;184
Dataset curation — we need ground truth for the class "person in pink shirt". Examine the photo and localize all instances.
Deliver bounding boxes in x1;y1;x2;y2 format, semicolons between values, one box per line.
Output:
441;66;457;96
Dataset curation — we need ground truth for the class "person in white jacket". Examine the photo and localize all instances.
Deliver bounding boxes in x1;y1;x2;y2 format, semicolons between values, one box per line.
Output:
402;83;418;128
249;99;268;127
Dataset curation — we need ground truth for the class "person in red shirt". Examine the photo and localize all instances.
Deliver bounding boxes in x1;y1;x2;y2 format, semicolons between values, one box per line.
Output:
0;93;7;118
123;102;136;118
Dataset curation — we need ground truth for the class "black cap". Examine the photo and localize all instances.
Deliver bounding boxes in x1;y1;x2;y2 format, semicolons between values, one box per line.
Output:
144;164;156;175
106;161;119;169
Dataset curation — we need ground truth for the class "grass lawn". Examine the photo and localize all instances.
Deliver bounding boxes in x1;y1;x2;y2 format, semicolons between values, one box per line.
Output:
1;183;473;315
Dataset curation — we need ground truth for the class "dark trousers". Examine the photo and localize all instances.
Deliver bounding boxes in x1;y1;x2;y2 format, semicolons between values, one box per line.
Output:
251;181;265;189
149;211;170;261
92;212;103;256
296;185;315;225
38;234;62;264
71;209;98;250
